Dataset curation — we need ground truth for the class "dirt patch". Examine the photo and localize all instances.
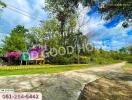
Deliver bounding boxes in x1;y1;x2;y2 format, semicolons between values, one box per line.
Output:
78;78;132;100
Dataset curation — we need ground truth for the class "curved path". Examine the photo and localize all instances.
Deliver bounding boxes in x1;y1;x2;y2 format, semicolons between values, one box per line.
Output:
0;62;129;100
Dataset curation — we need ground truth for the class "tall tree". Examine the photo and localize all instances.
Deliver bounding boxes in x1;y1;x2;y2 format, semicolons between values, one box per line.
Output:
2;25;28;52
26;19;61;48
119;47;127;54
45;0;78;37
50;0;132;28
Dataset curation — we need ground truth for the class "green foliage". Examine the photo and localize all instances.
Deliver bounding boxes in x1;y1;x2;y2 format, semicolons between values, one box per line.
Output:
101;0;132;19
118;46;132;63
26;19;61;48
0;48;2;54
1;0;129;65
80;56;90;64
51;0;132;23
98;0;132;28
0;1;6;8
2;25;28;52
90;56;120;64
45;0;73;33
126;56;132;63
46;48;121;65
12;25;28;34
47;54;77;65
121;55;132;63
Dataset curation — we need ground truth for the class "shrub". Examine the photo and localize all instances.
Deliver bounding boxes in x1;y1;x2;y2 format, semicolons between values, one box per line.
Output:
124;56;132;63
80;56;90;64
47;54;77;65
89;56;119;64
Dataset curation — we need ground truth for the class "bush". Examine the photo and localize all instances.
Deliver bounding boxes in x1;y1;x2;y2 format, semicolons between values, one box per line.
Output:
46;53;122;65
89;56;119;64
47;54;77;65
124;56;132;63
80;56;90;64
90;57;106;64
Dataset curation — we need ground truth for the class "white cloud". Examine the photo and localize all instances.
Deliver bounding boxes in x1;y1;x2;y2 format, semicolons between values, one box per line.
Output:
75;3;90;33
76;4;132;50
0;1;132;50
1;0;47;29
0;0;48;45
2;0;31;22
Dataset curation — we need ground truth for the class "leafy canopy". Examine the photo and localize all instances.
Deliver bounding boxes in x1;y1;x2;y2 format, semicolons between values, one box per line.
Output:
2;25;28;52
0;1;6;8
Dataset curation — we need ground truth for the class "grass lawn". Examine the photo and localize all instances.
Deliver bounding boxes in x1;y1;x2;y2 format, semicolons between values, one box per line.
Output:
0;63;101;76
123;63;132;74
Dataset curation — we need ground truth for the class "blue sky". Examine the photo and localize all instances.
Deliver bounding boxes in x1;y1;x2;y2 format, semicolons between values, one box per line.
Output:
0;0;132;50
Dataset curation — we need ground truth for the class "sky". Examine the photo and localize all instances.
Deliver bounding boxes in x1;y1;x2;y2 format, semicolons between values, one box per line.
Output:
0;0;132;50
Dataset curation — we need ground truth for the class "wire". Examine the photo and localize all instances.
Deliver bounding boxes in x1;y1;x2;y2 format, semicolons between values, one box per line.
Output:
8;4;33;15
8;4;43;20
0;4;45;37
6;3;44;21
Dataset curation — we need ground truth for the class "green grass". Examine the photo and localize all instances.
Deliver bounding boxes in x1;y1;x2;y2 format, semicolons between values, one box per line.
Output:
123;63;132;68
0;63;100;76
123;63;132;74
